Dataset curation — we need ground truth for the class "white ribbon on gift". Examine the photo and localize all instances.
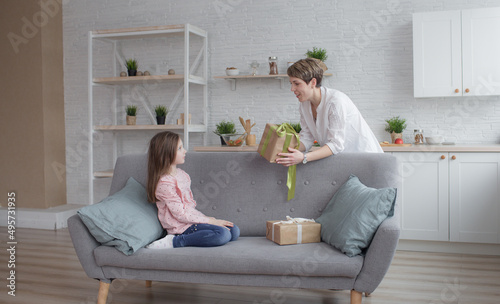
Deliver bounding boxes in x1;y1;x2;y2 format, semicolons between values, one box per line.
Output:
271;216;315;244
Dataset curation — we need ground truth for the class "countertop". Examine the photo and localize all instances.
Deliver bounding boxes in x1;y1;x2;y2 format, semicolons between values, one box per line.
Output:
194;144;500;153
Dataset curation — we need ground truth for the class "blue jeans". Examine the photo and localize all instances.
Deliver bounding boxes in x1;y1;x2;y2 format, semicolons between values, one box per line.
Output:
173;224;240;248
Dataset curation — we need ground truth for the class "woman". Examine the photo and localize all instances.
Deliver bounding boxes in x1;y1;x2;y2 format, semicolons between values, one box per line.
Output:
276;58;382;167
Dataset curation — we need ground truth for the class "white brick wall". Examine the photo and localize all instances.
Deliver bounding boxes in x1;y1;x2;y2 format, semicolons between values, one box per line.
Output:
63;0;500;204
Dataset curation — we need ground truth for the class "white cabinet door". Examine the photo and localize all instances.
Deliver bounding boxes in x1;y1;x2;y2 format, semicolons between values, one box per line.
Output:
462;7;500;96
449;153;500;243
394;152;449;241
413;11;462;97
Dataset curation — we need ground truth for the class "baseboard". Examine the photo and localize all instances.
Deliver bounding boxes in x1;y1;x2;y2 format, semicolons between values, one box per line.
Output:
397;239;500;256
0;204;84;230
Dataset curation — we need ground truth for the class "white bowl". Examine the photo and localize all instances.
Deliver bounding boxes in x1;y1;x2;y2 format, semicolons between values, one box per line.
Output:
426;136;444;144
225;68;239;76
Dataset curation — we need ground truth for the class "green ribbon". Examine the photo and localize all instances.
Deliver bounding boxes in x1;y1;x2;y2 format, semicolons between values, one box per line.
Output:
260;123;300;200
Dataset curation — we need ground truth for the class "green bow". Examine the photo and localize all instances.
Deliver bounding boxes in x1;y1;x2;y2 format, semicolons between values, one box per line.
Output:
260;123;300;200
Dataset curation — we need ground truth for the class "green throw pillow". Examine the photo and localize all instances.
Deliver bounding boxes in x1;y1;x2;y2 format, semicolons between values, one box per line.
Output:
315;175;396;257
78;177;164;255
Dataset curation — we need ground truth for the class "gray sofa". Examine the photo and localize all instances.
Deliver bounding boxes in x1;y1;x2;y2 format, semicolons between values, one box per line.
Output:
68;152;401;304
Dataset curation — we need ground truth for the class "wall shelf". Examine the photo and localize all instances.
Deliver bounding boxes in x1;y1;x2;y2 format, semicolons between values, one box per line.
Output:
214;73;333;90
94;124;206;132
93;74;206;85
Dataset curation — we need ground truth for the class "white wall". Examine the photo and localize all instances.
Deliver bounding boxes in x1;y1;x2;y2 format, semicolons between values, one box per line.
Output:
63;0;500;204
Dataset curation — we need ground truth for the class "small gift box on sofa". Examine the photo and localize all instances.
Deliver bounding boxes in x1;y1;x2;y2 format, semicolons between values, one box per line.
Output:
258;123;300;163
266;216;321;245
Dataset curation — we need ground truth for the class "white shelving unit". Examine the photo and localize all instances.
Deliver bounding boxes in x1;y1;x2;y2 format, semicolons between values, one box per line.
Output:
88;24;207;204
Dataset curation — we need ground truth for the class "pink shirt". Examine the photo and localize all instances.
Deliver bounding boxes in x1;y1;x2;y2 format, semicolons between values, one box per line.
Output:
155;169;210;234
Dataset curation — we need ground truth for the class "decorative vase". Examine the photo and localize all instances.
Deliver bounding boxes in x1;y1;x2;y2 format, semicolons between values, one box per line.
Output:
246;134;256;146
220;136;227;146
318;60;328;71
126;115;136;125
156;116;166;125
390;132;403;143
128;69;137;76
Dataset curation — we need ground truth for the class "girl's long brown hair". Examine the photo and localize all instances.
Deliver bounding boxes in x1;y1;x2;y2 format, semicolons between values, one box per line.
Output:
147;131;180;203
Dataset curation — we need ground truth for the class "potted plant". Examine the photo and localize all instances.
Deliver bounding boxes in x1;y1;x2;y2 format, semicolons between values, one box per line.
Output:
385;116;407;143
289;122;301;134
154;105;168;125
125;59;138;76
305;47;328;70
125;105;137;125
214;120;236;146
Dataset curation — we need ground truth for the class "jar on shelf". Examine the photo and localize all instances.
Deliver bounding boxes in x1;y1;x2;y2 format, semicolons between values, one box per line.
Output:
269;56;278;75
414;129;424;144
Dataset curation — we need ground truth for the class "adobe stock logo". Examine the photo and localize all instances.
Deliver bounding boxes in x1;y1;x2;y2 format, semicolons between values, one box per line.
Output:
7;0;66;54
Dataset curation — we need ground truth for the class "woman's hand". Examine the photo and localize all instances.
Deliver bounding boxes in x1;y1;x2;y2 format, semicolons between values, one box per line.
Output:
208;218;234;230
276;147;304;167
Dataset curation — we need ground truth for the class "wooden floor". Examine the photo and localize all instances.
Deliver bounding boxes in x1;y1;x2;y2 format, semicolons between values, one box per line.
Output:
1;228;499;304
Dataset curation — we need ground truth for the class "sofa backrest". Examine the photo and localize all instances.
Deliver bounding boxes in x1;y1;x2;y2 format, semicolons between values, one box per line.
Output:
109;152;400;236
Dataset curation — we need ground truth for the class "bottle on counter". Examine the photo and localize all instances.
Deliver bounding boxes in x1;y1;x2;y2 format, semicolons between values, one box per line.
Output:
414;129;424;144
269;56;278;75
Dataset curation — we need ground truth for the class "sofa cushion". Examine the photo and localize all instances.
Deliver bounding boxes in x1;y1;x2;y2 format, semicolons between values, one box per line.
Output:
78;177;164;255
315;175;397;257
94;237;363;278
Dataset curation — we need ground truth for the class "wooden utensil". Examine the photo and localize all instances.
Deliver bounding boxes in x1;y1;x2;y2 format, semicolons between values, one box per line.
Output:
239;116;257;146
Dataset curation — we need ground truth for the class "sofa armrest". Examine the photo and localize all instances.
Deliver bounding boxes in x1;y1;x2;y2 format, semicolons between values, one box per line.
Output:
353;202;401;294
67;214;109;282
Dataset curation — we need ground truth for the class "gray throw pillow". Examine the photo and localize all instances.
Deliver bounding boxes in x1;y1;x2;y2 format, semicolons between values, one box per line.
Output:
78;177;164;255
315;175;396;257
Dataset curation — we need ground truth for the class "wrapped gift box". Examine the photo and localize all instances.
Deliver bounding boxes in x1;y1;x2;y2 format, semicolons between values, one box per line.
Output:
258;123;300;163
266;220;321;245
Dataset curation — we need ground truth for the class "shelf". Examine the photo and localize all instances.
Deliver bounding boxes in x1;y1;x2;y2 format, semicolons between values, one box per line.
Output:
88;23;208;204
94;124;206;132
214;73;333;90
194;145;259;152
93;74;206;85
92;24;206;40
94;170;114;178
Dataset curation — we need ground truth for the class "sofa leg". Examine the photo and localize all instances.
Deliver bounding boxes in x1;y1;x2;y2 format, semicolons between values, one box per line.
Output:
146;280;152;287
365;292;371;297
97;281;110;304
350;289;362;304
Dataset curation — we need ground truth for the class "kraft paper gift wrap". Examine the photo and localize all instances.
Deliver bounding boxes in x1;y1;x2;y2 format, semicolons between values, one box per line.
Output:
266;217;321;246
258;123;300;163
258;123;300;200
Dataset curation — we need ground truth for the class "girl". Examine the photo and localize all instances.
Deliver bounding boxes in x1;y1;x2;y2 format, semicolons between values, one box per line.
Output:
276;58;383;167
146;131;239;249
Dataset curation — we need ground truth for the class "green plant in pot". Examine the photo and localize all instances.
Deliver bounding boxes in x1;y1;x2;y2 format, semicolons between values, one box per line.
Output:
385;116;407;143
125;58;138;76
288;122;301;134
125;105;138;125
154;105;168;125
214;120;236;146
305;47;328;70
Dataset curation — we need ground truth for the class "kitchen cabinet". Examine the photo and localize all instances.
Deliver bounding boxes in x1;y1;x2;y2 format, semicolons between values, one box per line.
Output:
393;152;449;241
449;153;500;243
393;152;500;244
413;7;500;97
88;24;207;204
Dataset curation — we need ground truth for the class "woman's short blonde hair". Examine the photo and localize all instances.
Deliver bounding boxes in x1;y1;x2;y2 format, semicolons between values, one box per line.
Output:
287;58;324;87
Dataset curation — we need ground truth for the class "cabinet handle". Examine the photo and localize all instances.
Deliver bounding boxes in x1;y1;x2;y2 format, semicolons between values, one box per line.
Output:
455;89;459;93
452;155;456;160
465;88;470;93
441;155;446;160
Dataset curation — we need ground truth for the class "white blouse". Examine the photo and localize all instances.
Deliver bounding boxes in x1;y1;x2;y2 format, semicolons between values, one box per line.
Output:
299;87;383;154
